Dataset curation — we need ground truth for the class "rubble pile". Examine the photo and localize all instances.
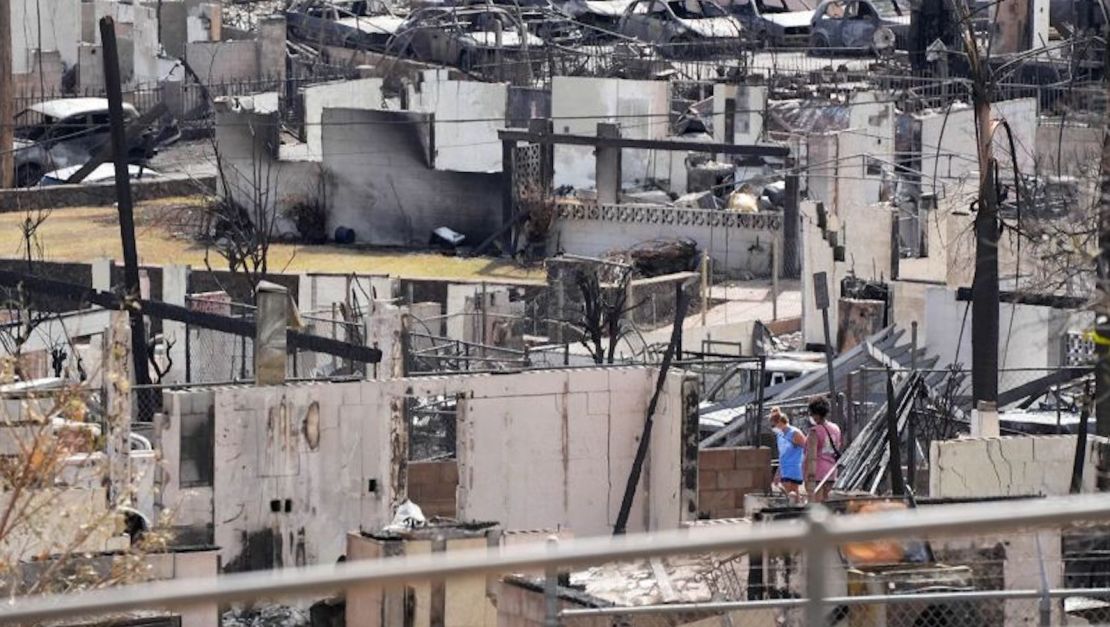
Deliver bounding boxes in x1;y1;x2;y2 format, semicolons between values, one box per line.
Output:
222;606;310;627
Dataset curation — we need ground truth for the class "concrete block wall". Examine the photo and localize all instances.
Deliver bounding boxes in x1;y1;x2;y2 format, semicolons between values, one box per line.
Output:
408;460;458;518
930;435;1110;498
698;447;772;518
186;40;261;84
551;202;781;279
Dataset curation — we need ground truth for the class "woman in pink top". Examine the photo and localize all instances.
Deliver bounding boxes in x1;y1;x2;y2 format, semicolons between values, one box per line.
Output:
804;397;842;503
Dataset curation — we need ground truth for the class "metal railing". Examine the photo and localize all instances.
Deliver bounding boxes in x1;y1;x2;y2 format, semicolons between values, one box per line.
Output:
1;494;1110;624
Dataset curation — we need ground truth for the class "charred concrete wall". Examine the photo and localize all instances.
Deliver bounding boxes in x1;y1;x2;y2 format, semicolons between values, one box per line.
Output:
214;96;321;236
322;108;502;247
161;366;696;572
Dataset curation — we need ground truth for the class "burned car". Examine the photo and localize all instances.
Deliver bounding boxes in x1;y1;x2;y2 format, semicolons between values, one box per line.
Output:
12;98;178;188
727;0;814;46
560;0;637;31
285;0;405;51
808;0;909;53
618;0;746;58
389;6;544;72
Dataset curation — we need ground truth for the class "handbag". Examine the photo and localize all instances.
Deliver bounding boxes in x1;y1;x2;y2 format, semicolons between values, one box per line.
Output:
819;423;842;461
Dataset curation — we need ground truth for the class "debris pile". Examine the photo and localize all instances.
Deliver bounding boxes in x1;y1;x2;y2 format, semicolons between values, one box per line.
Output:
222;606;310;627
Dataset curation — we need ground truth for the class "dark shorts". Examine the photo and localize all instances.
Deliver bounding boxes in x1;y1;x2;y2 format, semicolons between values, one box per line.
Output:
781;477;803;486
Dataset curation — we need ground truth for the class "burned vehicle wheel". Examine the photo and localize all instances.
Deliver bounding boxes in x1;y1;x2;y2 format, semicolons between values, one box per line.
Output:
15;164;44;188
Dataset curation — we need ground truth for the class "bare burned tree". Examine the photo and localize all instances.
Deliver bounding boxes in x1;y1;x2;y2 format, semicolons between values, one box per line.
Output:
553;259;642;364
203;126;284;300
0;329;173;599
0;206;54;377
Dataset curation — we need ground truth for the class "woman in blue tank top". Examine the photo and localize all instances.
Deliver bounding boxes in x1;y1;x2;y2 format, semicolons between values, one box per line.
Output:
769;407;806;502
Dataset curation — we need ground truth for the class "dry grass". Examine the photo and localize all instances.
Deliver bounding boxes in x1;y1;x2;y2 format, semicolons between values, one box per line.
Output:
0;197;544;283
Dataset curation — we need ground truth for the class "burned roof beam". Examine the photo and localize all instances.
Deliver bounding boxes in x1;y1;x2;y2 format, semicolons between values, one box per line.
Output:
0;270;382;364
498;130;791;158
955;287;1087;309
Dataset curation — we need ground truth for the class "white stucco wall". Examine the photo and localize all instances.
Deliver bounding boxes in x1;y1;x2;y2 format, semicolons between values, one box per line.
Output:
918;98;1037;196
712;83;767;144
921;285;1081;380
930;436;1108;498
800;198;893;347
186;39;261;84
407;73;508;173
551;77;678;192
456;367;693;535
551;203;780;279
10;0;80;73
214;97;319;236
805;93;893;217
131;3;163;85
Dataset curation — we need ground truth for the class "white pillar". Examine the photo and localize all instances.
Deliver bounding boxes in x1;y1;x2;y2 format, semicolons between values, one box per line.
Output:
92;257;113;292
971;401;1000;438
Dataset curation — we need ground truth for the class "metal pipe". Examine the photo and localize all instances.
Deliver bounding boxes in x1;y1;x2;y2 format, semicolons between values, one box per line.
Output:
805;506;831;627
3;497;1110;622
543;537;560;627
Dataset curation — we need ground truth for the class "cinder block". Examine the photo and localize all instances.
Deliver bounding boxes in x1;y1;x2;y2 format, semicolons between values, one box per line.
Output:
735;447;773;469
698;471;717;490
700;489;736;512
717;469;755;490
700;449;736;470
751;468;772;491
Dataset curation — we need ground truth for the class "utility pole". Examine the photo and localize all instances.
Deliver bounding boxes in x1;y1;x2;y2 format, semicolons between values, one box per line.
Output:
100;16;152;392
1095;20;1110;437
0;0;14;188
967;22;999;406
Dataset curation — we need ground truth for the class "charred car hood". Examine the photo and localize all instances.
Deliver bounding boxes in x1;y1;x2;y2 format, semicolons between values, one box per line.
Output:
678;16;743;37
763;10;814;27
460;30;546;48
